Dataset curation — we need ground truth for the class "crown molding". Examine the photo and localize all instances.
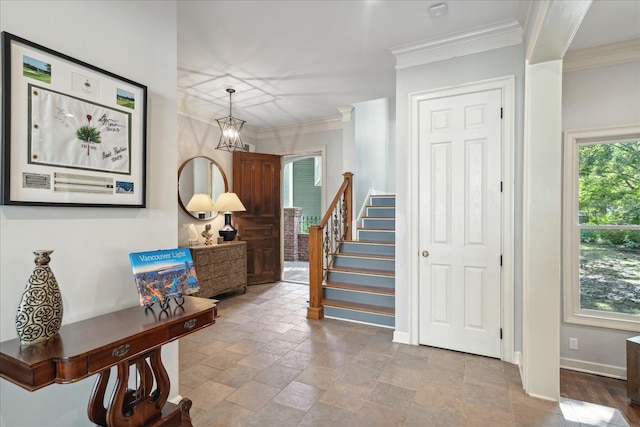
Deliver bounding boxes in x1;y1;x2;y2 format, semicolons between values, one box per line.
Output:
563;38;640;73
391;19;523;70
255;117;343;140
338;106;354;122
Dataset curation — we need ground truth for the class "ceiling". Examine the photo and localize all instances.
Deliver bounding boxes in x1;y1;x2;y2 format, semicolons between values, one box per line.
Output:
177;0;640;131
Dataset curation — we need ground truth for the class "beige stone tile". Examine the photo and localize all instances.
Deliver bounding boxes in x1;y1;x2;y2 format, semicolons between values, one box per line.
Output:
462;382;512;414
310;350;354;370
429;347;467;371
352;350;392;371
337;361;382;388
414;383;464;413
326;338;367;356
264;320;296;334
378;364;423;390
405;401;461;427
212;364;261;388
237;350;281;370
353;401;408;427
242;401;306;427
225;380;280;412
224;338;263;355
298;401;358;427
179;363;221;388
253;364;301;388
201;349;245;370
389;350;430;372
259;339;299;356
295;365;340;390
179;349;209;370
244;329;283;344
183;380;236;412
363;336;399;356
464;360;508;389
191;401;254;427
320;382;372;412
278;328;311;344
294;338;329;355
459;402;515;427
367;382;416;410
421;364;466;390
196;339;232;355
276;349;317;370
272;380;324;411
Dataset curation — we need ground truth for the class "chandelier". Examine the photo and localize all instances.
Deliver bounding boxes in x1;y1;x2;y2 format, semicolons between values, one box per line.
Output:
216;88;246;152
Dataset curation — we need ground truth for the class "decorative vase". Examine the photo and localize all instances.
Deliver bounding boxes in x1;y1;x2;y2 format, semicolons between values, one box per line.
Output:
15;250;63;345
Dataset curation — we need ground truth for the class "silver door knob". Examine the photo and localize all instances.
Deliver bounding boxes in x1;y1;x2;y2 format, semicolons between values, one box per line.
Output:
422;250;430;257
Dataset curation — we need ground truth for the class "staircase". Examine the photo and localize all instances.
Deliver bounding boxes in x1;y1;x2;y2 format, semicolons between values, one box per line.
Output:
322;194;395;328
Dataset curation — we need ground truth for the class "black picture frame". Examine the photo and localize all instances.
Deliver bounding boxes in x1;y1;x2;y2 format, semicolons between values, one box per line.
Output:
1;32;147;207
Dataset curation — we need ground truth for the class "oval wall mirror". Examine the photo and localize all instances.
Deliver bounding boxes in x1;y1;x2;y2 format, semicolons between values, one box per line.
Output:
178;156;228;221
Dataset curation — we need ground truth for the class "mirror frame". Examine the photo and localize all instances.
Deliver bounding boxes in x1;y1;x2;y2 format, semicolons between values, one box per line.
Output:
178;156;228;221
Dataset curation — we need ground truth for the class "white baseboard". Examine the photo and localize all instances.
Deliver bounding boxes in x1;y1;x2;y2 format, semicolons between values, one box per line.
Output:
513;351;521;366
393;331;410;344
169;394;184;405
560;357;627;380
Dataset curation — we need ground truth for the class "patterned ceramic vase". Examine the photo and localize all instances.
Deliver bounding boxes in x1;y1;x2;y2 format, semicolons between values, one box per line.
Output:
15;250;63;344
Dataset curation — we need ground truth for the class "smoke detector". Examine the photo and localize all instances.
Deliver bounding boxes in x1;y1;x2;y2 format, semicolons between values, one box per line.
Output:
428;3;448;18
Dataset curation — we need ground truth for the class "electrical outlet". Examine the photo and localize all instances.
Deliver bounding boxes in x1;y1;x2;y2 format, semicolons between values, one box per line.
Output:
569;338;578;350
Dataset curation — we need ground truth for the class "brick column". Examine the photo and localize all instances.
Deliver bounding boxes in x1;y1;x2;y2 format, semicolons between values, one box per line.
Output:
284;208;303;261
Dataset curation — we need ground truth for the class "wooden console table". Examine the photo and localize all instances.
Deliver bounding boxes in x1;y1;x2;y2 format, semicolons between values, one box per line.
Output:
0;296;216;426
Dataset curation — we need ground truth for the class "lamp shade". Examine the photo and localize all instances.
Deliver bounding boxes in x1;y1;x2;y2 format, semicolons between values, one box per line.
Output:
213;192;246;213
186;193;215;213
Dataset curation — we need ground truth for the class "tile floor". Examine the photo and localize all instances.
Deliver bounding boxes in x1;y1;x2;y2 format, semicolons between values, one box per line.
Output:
179;282;631;427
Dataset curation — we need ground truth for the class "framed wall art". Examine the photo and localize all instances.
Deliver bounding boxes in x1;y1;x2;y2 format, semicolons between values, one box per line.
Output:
1;32;147;207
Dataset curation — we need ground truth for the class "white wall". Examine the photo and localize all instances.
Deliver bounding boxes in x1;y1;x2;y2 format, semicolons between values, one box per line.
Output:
560;60;640;376
0;2;178;426
394;45;525;345
354;98;393;213
256;126;343;211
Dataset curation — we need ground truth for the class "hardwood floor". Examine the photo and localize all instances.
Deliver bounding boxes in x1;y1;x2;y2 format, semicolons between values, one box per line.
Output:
561;368;640;426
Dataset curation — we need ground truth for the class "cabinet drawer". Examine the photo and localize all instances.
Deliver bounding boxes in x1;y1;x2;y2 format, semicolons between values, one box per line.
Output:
228;271;247;287
88;329;167;372
168;311;214;339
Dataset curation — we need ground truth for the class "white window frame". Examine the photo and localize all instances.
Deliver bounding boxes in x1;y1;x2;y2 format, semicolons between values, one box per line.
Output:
563;125;640;332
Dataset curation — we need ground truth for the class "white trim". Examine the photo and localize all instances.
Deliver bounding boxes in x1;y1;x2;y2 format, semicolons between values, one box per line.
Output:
392;20;522;70
393;330;410;344
256;117;342;140
562;125;640;333
406;76;516;363
278;146;327;217
338;106;354;122
514;351;522;366
564;38;640;74
560;357;627;380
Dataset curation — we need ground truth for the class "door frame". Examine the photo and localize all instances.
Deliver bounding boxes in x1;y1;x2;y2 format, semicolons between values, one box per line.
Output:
407;76;515;362
277;145;327;272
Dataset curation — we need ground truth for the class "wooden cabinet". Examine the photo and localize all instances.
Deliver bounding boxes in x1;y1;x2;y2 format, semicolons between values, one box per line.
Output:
0;296;217;426
189;241;247;298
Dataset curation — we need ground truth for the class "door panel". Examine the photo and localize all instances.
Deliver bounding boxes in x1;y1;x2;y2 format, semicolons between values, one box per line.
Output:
419;89;502;358
233;152;281;285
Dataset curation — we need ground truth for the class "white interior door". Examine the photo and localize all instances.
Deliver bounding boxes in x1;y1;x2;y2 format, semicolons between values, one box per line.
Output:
418;89;502;358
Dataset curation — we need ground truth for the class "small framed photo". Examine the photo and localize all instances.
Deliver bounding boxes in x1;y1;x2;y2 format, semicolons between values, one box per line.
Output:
1;32;147;207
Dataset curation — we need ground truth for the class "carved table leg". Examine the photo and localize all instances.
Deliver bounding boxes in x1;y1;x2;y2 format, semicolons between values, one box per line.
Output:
88;367;111;426
88;348;188;426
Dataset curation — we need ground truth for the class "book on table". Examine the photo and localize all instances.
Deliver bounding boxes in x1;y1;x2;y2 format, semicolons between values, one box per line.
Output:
129;248;199;306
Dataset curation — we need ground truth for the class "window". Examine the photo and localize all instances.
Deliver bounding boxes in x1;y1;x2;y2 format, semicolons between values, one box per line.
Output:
563;126;640;332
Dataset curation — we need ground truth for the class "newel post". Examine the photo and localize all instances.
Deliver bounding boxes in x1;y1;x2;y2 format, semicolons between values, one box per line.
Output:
343;172;353;241
307;224;324;319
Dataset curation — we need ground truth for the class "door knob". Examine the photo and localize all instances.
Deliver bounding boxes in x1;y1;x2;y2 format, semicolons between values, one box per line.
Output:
422;250;430;257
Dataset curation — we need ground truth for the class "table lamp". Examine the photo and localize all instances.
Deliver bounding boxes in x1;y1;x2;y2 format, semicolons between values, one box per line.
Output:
186;193;215;219
212;192;246;241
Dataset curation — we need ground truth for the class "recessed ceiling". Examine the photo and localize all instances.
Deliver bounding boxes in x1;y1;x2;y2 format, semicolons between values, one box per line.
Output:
178;0;639;131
